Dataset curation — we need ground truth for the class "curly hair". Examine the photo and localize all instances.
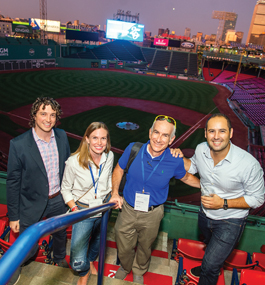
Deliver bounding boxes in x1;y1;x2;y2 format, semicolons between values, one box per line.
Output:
29;97;62;128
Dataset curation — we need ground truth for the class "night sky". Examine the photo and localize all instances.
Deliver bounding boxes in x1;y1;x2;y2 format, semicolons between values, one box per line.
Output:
0;0;259;43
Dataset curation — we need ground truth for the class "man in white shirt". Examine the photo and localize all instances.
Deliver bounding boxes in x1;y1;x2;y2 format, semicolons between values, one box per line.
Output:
179;113;264;285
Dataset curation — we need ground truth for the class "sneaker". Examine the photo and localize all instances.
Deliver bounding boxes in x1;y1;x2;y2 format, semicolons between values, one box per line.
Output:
115;266;128;280
8;266;21;285
52;258;69;268
133;274;144;284
190;265;201;278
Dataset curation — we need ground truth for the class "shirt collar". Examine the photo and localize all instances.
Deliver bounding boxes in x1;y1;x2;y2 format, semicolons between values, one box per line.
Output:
145;140;169;160
32;128;55;142
203;141;233;163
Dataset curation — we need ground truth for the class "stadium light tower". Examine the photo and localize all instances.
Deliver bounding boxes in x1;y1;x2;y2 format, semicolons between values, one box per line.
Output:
39;0;48;45
212;11;237;45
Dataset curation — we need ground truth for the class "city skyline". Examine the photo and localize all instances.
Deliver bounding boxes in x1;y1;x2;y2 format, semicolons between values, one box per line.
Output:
0;0;260;43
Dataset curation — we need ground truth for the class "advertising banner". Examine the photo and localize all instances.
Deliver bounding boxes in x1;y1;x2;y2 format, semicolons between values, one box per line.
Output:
29;18;60;33
12;23;32;34
154;38;169;46
0;48;9;57
180;42;195;49
106;19;144;42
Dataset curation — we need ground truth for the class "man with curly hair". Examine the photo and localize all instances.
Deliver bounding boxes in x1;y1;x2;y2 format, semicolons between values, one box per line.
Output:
6;97;70;284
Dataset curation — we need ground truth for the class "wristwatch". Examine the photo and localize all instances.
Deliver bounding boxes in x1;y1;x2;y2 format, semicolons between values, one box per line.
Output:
223;199;228;210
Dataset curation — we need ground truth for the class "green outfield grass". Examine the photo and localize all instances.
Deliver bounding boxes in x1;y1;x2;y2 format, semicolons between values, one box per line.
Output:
0;69;218;113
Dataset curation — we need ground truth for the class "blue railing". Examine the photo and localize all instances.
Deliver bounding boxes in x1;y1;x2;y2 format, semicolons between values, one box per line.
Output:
0;202;116;285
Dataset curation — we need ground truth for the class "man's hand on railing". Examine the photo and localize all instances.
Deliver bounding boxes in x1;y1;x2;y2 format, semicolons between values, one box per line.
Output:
10;220;20;233
110;193;123;209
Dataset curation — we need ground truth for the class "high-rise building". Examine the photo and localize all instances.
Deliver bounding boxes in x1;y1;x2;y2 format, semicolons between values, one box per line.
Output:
212;11;237;43
246;0;265;44
184;27;191;38
158;28;164;36
225;30;237;43
196;32;203;42
236;31;244;43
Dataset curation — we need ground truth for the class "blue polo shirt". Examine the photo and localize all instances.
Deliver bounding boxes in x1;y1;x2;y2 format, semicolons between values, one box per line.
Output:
119;141;186;207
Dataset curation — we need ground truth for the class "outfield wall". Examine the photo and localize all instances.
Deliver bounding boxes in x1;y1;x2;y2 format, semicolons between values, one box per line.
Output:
0;44;59;60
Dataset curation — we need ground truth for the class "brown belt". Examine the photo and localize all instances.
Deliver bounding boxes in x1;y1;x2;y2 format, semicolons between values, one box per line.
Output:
48;191;60;199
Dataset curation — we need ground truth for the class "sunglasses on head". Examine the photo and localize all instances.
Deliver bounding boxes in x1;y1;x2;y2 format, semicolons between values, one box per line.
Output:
154;115;176;128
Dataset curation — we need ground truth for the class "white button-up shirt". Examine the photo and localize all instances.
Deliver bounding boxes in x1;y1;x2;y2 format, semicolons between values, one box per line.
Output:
61;151;113;204
188;142;265;220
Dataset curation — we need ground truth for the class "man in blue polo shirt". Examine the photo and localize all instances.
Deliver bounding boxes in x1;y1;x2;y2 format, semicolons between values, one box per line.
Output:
110;115;200;284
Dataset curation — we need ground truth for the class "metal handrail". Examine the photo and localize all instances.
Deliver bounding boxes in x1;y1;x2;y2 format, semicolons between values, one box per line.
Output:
0;202;116;285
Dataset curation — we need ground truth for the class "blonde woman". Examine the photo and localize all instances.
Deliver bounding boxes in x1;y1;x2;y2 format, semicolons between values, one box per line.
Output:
61;122;114;285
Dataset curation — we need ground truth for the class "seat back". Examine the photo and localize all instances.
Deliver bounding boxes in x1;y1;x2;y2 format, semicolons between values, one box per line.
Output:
252;252;265;271
176;238;206;261
239;268;265;284
224;249;256;272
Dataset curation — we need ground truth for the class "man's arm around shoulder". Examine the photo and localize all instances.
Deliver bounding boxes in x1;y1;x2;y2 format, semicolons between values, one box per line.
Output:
180;172;200;188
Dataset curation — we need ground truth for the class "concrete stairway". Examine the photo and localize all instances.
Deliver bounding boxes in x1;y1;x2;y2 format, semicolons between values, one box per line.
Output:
15;223;177;285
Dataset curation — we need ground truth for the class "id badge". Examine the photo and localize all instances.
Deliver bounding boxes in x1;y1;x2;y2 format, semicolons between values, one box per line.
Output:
134;192;150;212
89;198;103;218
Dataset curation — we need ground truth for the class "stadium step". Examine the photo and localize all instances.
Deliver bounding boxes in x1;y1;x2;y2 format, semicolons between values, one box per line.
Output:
16;261;140;285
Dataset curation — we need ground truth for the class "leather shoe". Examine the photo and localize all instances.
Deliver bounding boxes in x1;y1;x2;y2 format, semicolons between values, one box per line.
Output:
115;266;127;279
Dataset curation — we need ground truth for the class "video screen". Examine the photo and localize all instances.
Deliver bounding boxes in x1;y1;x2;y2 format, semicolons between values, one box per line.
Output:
106;19;144;42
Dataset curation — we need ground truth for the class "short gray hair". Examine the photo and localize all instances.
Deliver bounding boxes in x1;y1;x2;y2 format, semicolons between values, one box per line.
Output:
150;121;176;139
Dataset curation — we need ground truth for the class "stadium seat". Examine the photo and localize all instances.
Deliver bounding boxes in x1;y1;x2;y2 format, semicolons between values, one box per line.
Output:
224;249;256;272
239;268;265;284
174;238;206;262
252;252;265;271
176;256;225;285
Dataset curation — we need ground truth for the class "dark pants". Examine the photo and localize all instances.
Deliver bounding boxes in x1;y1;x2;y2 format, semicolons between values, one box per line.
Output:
20;193;67;263
198;208;247;285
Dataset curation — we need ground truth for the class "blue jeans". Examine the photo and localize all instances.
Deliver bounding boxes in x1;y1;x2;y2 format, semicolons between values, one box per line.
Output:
198;208;247;285
70;206;101;277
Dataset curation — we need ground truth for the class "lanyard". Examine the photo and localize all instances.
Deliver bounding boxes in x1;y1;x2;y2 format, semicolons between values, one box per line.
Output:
141;145;166;192
89;164;102;197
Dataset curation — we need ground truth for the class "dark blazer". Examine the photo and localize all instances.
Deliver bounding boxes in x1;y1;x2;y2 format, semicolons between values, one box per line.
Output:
6;128;70;225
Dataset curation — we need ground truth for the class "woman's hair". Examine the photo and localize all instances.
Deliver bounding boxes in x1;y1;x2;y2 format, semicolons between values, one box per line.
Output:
73;122;111;169
29;97;62;128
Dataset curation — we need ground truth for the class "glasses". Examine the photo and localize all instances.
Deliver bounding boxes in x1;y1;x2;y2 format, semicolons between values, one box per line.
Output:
154;115;176;128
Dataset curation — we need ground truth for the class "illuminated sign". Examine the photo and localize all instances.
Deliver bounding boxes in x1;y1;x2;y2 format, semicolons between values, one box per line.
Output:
181;42;195;49
154;38;169;46
29;18;60;33
12;24;32;34
106;19;144;42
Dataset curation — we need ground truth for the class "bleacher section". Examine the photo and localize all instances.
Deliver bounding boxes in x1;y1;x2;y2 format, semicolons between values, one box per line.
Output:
107;40;141;61
149;50;171;72
169;52;188;74
226;78;265;126
63;40;198;76
188;53;198;76
142;48;156;64
121;40;145;61
65;49;97;59
91;45;116;60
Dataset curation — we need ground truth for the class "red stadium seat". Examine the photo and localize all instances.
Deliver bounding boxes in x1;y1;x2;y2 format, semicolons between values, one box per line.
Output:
224;249;256;272
252;252;265;271
239;269;265;284
174;238;206;262
176;257;225;285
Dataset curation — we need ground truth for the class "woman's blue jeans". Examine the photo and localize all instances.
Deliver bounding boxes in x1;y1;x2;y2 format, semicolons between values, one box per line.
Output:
198;208;247;285
70;208;101;277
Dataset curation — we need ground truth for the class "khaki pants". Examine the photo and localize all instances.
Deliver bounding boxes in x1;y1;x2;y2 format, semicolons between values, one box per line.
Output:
115;200;164;276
